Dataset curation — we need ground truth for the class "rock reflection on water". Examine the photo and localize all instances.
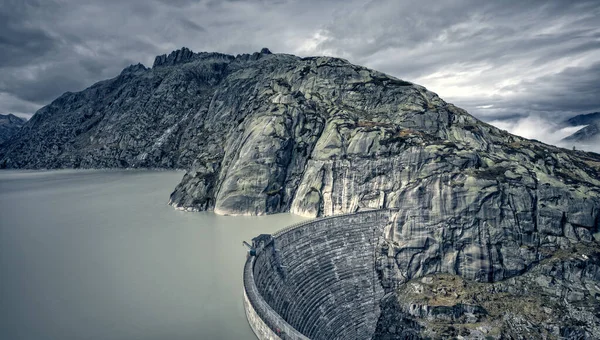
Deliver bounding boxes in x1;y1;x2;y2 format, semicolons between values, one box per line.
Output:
0;170;307;340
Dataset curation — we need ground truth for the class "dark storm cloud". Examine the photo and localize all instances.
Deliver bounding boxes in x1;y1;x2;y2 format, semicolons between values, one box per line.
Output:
154;0;199;7
499;62;600;113
0;0;61;68
0;0;599;150
0;0;340;116
452;61;600;124
307;0;600;124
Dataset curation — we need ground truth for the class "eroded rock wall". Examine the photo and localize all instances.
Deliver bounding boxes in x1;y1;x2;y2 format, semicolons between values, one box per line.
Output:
373;244;600;339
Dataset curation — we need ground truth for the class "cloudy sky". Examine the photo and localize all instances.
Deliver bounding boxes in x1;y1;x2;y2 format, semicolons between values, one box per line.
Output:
1;0;599;145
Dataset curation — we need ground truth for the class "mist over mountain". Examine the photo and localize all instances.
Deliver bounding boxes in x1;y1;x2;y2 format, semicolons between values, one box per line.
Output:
561;112;600;146
564;112;600;126
488;112;600;154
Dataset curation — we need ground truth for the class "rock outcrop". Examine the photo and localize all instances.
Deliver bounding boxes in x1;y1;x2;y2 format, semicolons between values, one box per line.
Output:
374;243;600;339
0;113;26;145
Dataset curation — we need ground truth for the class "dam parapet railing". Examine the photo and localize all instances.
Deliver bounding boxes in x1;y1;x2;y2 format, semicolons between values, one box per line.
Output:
243;209;398;340
272;208;398;239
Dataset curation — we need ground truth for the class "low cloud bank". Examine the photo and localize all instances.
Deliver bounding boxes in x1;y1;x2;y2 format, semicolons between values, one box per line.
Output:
488;115;600;154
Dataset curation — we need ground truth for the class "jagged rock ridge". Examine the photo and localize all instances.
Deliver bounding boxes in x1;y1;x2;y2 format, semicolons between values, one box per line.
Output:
1;47;599;338
0;114;26;145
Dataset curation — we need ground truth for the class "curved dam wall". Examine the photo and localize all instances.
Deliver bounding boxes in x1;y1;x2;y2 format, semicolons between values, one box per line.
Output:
243;210;395;340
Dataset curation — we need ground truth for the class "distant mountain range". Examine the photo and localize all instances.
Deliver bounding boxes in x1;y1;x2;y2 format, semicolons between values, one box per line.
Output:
0;114;26;145
562;112;600;142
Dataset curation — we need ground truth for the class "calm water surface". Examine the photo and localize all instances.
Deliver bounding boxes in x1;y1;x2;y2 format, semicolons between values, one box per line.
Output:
0;170;307;340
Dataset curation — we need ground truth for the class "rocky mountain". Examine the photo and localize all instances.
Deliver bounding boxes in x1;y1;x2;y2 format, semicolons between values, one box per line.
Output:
0;113;26;145
565;122;599;142
563;112;600;142
0;48;238;169
565;112;600;126
1;47;599;338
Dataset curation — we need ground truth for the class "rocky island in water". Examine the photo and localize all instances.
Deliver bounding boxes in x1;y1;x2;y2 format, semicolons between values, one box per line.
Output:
1;48;599;339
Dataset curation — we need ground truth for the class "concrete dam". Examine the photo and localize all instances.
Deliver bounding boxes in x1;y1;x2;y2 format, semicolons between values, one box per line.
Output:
243;210;396;340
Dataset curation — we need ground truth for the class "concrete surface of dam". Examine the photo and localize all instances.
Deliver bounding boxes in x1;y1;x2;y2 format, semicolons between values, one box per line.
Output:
243;210;396;340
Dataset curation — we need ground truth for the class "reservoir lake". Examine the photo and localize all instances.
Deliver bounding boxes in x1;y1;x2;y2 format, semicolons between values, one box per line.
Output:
0;170;307;340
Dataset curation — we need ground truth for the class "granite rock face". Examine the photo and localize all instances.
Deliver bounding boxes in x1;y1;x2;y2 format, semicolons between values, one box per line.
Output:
0;114;26;145
374;244;600;339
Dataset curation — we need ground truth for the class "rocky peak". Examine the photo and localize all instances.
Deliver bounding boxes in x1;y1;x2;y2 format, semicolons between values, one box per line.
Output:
565;111;600;126
0;113;26;145
153;47;197;67
120;63;148;75
152;47;236;68
234;47;277;62
562;111;600;143
0;113;25;125
564;121;600;142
